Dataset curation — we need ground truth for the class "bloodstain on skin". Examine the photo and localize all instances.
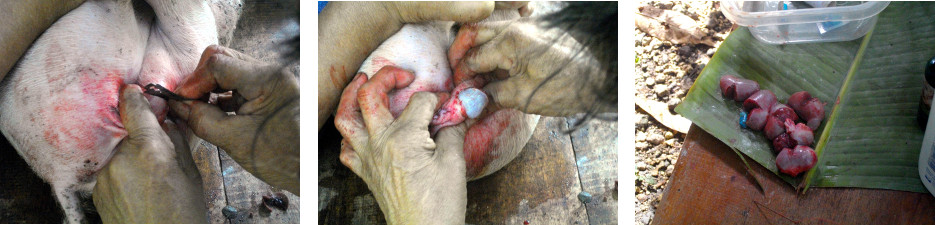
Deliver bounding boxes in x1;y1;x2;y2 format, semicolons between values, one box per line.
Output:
448;24;478;70
370;56;396;71
328;65;350;91
41;66;127;158
463;110;513;178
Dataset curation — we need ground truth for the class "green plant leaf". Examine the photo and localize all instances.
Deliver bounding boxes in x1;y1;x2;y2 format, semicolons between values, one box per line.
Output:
675;2;934;192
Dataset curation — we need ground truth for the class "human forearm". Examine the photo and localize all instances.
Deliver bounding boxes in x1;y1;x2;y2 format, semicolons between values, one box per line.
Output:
318;2;404;129
0;0;85;80
375;183;467;225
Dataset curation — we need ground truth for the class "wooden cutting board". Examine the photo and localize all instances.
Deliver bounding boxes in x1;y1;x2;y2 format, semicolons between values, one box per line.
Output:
654;125;935;224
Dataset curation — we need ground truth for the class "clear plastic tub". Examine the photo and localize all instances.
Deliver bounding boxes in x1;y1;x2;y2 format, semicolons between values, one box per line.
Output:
720;1;889;44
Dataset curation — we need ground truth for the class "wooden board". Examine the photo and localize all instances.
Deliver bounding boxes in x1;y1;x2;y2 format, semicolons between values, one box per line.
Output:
465;116;589;224
190;137;228;223
317;118;388;224
218;150;301;223
318;116;618;224
568;116;619;224
191;136;301;224
653;125;935;224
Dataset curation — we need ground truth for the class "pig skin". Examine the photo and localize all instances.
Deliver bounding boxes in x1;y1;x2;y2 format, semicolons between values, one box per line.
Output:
356;21;540;180
0;0;239;222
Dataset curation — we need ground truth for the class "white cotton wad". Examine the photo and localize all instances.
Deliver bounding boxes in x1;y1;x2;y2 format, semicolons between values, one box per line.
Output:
458;88;488;119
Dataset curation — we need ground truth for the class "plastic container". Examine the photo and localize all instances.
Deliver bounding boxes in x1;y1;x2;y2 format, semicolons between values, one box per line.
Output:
920;99;935;195
720;1;889;44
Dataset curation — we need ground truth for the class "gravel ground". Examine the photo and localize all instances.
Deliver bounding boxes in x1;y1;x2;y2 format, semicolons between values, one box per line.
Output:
634;1;734;224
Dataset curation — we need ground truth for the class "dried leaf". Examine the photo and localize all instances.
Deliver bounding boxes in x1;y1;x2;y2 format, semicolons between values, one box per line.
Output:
636;5;717;46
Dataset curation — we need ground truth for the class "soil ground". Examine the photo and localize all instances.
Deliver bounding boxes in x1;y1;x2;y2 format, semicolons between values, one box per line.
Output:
634;1;734;224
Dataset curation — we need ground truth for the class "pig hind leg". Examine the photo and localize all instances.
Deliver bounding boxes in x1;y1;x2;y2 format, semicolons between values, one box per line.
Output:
52;184;85;223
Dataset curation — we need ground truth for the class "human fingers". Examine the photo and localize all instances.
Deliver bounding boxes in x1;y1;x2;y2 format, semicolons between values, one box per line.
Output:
396;92;445;133
335;73;369;151
357;66;415;136
118;85;171;151
452;38;509;84
339;138;362;176
481;77;529;114
434;123;467;161
174;45;269;100
166;98;252;152
448;20;512;70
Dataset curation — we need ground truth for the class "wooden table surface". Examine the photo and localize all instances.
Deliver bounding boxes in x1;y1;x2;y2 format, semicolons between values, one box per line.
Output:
653;125;935;224
318;116;618;224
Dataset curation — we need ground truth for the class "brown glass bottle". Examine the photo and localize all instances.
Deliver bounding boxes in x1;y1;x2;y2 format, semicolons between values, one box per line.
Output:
919;56;935;130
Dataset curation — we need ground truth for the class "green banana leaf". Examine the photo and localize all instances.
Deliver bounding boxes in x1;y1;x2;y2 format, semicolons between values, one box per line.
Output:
675;2;935;193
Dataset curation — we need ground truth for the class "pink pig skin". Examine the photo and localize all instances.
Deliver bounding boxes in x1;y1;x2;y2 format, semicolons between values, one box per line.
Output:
355;21;540;180
0;0;239;222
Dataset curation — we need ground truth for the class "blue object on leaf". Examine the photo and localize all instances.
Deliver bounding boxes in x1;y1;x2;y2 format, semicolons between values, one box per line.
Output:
739;111;748;129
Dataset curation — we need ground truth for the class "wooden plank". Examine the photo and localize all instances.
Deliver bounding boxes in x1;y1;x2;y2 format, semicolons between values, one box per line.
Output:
465;116;589;224
318;116;591;224
317;118;388;224
189;137;228;224
654;125;935;224
214;0;301;223
568;116;619;224
219;150;300;223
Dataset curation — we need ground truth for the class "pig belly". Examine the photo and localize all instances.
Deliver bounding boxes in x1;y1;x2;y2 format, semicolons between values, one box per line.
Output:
0;0;223;222
357;23;540;181
0;0;148;195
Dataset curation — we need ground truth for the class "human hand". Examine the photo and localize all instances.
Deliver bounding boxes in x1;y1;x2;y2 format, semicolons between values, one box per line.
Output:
335;66;468;224
170;45;300;195
447;17;613;117
93;85;206;223
318;1;502;129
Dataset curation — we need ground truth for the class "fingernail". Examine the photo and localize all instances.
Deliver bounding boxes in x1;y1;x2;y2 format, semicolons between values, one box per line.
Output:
354;72;367;83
